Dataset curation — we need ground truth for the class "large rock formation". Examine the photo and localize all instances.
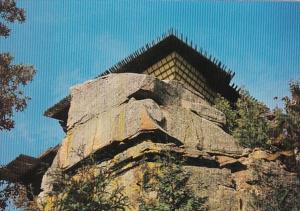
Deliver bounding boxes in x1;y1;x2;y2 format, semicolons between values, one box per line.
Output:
39;73;300;210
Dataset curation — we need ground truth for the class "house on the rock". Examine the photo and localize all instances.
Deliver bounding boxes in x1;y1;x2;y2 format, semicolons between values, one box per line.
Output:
0;31;239;197
2;31;299;211
44;31;239;132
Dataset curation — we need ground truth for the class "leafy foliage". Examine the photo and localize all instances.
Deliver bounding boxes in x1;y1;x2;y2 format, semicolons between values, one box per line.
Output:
0;177;39;210
0;53;36;130
249;160;300;211
233;90;270;149
215;90;270;149
43;148;129;211
0;0;36;131
268;80;300;150
215;79;300;162
0;180;31;210
214;94;237;134
0;0;25;37
139;153;207;211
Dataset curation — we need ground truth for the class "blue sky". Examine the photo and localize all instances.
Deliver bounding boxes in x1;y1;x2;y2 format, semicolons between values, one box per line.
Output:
0;1;299;167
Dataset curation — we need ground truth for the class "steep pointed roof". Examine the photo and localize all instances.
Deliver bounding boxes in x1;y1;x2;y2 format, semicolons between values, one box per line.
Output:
45;31;239;120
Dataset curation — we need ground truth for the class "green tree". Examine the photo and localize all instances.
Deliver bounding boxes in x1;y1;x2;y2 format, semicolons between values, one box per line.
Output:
42;148;129;211
0;0;36;131
0;146;129;210
139;153;207;211
249;160;300;211
269;79;300;150
214;94;237;134
215;90;270;149
233;90;270;149
215;80;300;153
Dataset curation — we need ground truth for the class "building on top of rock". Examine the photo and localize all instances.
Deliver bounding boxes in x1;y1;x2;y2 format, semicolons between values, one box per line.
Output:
2;31;300;211
44;30;239;132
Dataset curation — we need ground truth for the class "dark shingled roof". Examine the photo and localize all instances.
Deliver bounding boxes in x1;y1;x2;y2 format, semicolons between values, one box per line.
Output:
44;30;240;120
44;95;70;121
0;155;39;182
0;145;59;184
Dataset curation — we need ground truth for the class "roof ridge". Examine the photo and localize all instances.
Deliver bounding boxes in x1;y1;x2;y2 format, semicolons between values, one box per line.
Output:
44;30;241;119
96;29;236;84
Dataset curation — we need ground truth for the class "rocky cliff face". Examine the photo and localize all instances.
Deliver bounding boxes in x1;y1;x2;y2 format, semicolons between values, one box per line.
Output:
39;73;299;210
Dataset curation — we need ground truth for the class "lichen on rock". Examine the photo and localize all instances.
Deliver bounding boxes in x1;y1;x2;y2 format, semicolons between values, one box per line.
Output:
38;73;300;210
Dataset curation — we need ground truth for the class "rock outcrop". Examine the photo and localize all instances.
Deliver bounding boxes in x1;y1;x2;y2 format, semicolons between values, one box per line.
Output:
39;73;300;210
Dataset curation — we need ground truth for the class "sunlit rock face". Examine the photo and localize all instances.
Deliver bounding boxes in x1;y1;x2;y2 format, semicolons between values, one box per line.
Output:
39;73;300;211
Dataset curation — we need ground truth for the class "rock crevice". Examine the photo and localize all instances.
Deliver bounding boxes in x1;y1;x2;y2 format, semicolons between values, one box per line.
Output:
38;73;299;211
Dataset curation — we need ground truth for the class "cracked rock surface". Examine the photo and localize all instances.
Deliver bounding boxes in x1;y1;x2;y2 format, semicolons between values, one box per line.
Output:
39;73;300;210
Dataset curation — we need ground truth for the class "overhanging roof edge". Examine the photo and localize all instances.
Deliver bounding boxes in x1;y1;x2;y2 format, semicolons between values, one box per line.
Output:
44;30;239;120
